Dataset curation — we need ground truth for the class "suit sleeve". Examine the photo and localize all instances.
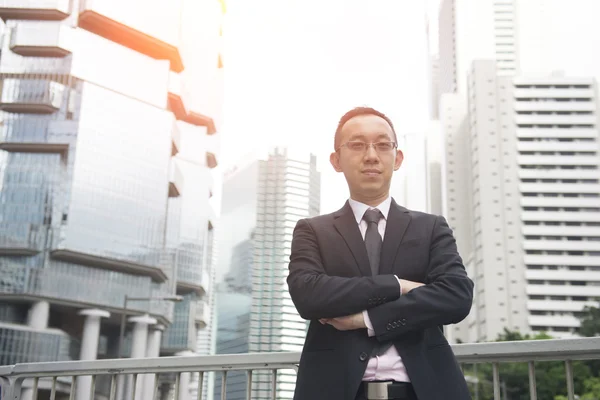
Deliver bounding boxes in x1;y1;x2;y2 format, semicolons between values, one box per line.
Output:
287;218;401;320
367;215;474;341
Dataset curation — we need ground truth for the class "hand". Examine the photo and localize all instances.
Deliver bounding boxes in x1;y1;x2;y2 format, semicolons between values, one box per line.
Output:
398;279;425;295
319;312;366;331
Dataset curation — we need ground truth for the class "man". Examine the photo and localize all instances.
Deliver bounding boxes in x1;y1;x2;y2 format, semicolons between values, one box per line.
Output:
287;107;474;400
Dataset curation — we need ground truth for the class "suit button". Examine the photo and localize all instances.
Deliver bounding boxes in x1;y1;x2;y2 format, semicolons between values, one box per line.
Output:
386;323;392;331
359;352;368;361
400;318;407;325
392;322;398;328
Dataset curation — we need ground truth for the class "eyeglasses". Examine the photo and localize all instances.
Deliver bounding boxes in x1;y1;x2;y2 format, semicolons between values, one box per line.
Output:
337;141;398;153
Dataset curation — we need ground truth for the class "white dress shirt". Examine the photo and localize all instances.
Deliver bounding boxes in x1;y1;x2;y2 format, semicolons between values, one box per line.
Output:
347;196;411;383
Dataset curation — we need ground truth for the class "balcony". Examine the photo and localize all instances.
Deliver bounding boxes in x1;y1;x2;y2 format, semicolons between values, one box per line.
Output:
49;227;170;284
50;249;169;283
0;266;174;322
77;0;184;72
206;152;218;169
10;21;70;57
168;162;183;198
0;78;65;114
193;300;207;329
0;324;79;365
167;72;217;134
171;119;181;157
0;119;73;154
0;223;44;256
0;338;598;400
161;297;196;353
0;0;70;21
168;71;188;121
180;111;217;135
174;246;207;297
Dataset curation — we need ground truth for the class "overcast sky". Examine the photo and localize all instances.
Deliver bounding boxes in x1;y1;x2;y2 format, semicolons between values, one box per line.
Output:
218;0;434;213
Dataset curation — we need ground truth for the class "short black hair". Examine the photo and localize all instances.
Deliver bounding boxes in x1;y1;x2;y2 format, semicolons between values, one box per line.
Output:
334;106;398;150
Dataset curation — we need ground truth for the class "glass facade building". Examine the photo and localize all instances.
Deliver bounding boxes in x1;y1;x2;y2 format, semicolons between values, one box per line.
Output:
0;0;224;399
213;149;320;400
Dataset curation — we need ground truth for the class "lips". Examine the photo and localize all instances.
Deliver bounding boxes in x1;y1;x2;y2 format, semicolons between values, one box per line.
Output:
362;169;381;175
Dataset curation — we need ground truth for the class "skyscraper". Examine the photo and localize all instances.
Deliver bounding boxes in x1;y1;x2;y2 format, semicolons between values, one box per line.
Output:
438;0;517;97
449;60;600;342
213;148;320;400
0;1;223;399
436;0;600;342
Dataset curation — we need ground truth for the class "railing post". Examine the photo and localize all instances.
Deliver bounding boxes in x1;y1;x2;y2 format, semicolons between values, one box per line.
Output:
220;371;227;400
246;371;253;400
270;370;277;400
109;375;117;400
565;360;575;400
492;363;501;400
0;377;10;400
196;372;204;400
69;376;76;400
50;377;57;400
528;361;537;400
4;377;23;400
473;364;479;400
32;377;39;400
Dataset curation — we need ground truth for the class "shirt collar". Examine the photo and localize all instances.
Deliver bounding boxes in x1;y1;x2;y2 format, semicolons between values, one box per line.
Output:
348;196;392;224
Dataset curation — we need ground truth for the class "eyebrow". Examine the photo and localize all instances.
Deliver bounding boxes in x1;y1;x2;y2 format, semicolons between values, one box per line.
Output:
349;132;394;141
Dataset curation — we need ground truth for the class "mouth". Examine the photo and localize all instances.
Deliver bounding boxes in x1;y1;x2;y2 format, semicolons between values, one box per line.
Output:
361;169;382;176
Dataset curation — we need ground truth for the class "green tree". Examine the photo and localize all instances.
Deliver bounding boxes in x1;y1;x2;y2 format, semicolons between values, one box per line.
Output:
580;376;600;400
465;329;594;400
579;305;600;378
579;305;600;338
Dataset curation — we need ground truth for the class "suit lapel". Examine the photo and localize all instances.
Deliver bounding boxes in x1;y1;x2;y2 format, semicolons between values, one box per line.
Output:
379;199;411;275
333;202;372;277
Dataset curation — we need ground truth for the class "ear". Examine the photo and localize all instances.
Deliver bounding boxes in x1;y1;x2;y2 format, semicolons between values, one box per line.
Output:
330;151;343;172
393;149;404;171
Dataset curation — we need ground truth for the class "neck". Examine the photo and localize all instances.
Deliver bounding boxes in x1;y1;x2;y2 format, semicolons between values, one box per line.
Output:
350;192;389;207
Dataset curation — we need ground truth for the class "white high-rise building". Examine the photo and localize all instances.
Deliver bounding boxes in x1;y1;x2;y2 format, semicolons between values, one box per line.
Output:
438;0;517;97
437;0;600;343
437;0;600;95
449;60;600;342
249;148;320;399
211;148;320;400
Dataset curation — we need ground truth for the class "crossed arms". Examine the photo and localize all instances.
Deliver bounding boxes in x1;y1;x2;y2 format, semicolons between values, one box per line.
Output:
286;216;474;340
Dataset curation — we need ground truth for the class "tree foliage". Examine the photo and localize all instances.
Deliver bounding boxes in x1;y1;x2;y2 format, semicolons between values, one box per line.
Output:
579;305;600;338
464;310;600;400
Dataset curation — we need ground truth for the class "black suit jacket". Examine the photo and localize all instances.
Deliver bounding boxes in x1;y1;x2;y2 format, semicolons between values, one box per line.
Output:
287;199;474;400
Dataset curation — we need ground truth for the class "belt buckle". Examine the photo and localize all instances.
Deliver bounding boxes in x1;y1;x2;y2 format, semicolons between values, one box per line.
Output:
366;381;392;400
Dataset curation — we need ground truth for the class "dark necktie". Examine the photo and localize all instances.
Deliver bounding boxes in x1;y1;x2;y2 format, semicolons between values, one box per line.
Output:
363;208;393;356
363;208;383;276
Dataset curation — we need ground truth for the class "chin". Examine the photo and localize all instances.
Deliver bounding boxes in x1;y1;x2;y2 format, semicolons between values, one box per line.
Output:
359;183;384;193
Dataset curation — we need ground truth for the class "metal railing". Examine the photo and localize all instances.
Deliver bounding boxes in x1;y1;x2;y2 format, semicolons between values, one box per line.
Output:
0;337;598;400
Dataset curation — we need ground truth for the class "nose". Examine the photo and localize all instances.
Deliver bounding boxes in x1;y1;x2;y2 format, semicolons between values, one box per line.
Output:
363;144;379;162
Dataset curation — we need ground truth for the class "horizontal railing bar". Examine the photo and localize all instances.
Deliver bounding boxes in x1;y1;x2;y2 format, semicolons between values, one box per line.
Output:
0;366;13;375
452;337;600;363
0;337;598;380
0;352;300;379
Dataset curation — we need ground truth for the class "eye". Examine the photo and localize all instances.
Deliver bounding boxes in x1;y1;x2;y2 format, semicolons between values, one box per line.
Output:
375;142;394;151
347;142;366;151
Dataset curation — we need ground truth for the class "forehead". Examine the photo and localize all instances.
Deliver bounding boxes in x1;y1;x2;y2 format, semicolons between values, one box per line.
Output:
339;114;394;141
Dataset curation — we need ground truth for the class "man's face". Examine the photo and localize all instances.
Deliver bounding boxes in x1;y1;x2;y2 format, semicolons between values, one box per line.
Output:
330;114;403;201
